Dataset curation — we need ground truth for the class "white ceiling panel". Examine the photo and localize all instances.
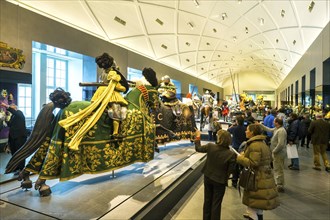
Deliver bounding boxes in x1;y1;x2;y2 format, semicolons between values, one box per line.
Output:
140;4;176;34
178;35;200;53
9;0;329;88
178;0;216;17
179;52;197;69
113;36;154;58
301;27;324;49
202;19;228;39
138;0;176;9
244;3;278;33
159;54;181;69
149;34;177;59
177;10;206;35
197;50;214;64
88;1;145;40
263;0;299;28
198;36;220;51
294;0;329;27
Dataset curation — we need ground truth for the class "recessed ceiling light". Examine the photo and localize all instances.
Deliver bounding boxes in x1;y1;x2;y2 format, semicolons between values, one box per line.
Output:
308;1;315;12
114;16;126;26
258;17;264;26
187;22;194;29
193;0;200;7
276;39;279;43
201;67;204;70
213;28;217;33
233;36;237;41
218;55;221;58
238;0;242;4
206;42;210;46
155;18;164;26
186;59;190;62
203;56;206;59
281;9;285;17
186;42;190;46
245;27;249;34
293;40;296;45
221;13;228;20
161;44;167;49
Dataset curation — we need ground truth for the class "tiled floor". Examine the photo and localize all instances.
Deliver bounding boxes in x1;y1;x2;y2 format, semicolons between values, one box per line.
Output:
166;146;330;220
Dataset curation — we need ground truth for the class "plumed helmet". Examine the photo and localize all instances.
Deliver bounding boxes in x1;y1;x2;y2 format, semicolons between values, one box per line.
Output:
49;88;72;109
95;53;114;70
142;68;158;87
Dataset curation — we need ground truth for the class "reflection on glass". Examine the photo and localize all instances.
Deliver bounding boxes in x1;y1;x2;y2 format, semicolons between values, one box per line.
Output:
315;86;323;108
305;90;311;106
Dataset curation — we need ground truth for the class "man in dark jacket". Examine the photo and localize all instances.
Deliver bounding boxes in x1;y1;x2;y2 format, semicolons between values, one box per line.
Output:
227;115;247;187
0;103;27;173
195;129;236;220
308;113;330;172
287;113;300;170
300;113;311;148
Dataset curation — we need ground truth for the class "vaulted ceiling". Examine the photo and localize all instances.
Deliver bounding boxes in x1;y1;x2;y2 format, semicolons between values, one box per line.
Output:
8;0;330;87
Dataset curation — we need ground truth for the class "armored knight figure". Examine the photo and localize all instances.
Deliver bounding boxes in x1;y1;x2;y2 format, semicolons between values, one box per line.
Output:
202;90;215;107
158;75;176;100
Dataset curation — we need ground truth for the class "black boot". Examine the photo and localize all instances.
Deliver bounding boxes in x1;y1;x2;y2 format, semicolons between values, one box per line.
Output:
257;214;263;220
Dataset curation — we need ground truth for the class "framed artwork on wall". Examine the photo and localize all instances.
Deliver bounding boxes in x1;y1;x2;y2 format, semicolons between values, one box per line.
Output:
0;42;25;69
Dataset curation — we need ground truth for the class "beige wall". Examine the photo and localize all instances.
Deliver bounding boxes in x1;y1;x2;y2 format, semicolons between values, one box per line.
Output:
276;22;330;105
222;72;277;96
0;1;223;98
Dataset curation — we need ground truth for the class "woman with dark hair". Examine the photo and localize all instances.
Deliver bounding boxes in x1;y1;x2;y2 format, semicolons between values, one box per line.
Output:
237;124;279;220
194;129;236;220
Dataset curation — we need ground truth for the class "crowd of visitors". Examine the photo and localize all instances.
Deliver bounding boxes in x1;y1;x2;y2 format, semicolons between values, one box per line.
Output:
195;106;330;220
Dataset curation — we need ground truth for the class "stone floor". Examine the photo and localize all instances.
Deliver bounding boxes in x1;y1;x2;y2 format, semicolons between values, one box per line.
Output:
166;146;330;220
1;135;329;220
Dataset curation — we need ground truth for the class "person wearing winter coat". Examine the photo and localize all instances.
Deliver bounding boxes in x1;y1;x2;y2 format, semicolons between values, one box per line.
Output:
237;124;279;220
195;129;237;220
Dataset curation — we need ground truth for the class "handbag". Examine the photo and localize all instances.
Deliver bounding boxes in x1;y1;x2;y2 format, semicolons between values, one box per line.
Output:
239;167;257;191
286;144;299;159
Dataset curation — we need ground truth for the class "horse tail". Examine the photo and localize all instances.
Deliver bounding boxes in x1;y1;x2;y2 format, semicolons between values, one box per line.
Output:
5;102;55;174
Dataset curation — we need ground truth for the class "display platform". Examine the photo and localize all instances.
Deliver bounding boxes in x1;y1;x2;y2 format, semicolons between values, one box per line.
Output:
0;140;206;220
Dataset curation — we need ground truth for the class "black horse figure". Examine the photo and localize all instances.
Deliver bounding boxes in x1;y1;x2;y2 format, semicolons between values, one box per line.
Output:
155;91;196;144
